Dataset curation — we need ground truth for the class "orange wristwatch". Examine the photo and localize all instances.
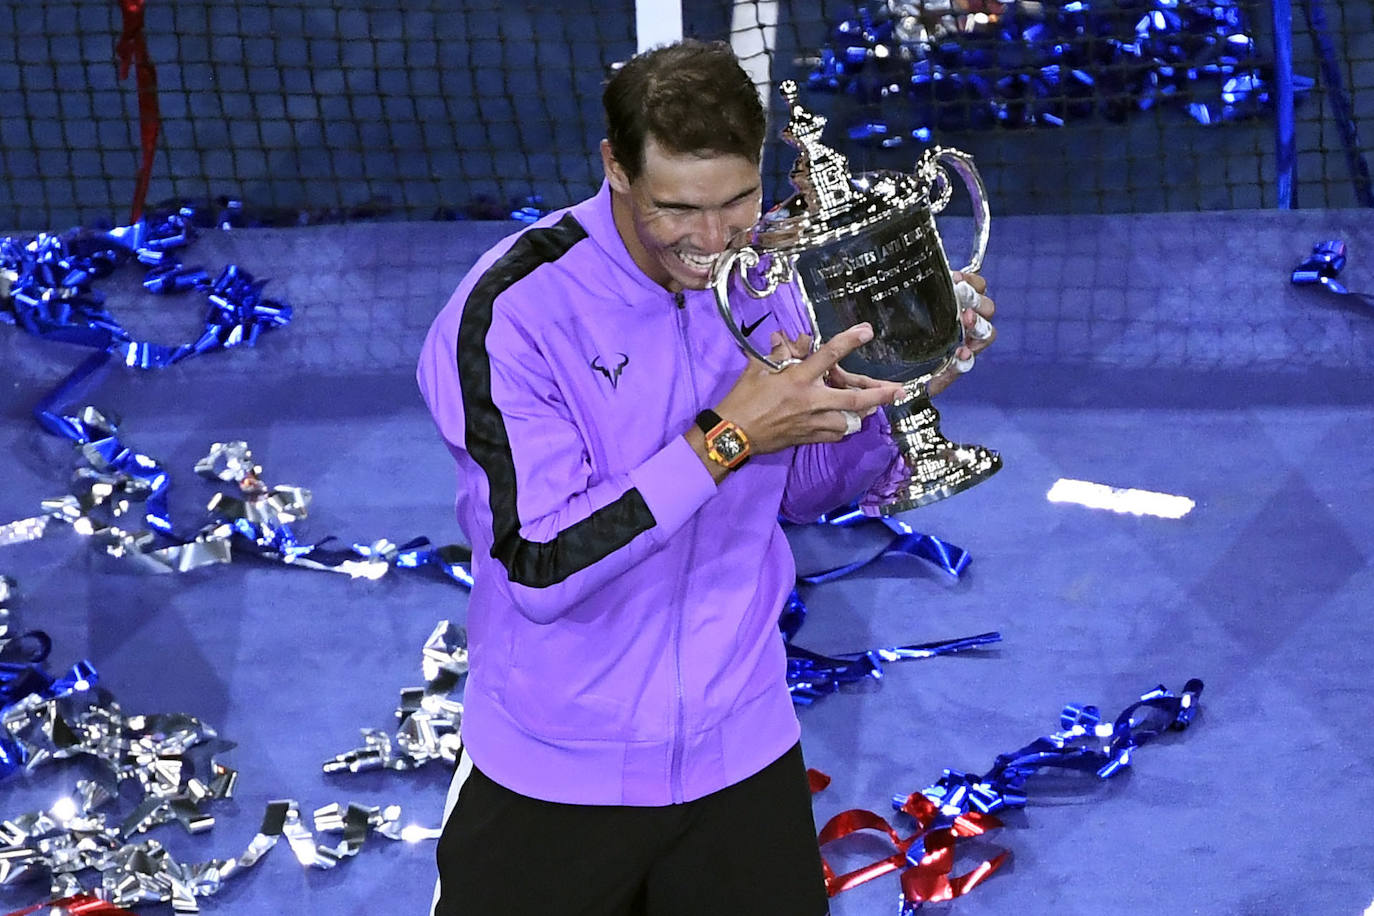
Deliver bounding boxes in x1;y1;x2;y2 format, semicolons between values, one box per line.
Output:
695;409;751;471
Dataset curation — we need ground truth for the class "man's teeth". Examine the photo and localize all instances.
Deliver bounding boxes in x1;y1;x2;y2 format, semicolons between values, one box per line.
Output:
676;251;715;270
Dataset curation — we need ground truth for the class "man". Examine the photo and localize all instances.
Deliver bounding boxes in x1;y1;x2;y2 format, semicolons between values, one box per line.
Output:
417;39;996;916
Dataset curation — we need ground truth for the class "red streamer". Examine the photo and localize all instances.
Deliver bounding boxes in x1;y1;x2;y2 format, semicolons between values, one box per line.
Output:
114;0;160;223
5;894;138;916
814;787;1008;909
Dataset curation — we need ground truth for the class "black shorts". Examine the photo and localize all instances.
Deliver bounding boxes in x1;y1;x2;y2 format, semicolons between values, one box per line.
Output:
431;742;830;916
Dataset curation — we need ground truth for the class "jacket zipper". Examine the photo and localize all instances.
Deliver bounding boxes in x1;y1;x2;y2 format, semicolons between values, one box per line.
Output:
670;288;693;803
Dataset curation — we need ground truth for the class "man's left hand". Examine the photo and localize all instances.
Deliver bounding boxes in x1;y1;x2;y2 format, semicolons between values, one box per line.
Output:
928;270;996;397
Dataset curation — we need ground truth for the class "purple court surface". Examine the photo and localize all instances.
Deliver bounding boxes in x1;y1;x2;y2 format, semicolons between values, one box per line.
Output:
2;208;1372;915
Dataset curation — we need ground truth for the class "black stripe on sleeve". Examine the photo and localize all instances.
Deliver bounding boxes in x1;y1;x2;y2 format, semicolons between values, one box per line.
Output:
456;213;657;589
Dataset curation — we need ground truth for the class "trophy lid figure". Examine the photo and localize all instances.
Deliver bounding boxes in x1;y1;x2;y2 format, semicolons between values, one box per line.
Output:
779;80;858;222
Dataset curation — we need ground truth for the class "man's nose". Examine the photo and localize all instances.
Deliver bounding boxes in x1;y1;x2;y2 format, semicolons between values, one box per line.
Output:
696;209;728;252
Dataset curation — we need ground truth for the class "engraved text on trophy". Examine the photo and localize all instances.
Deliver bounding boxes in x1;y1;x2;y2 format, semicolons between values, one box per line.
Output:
795;209;959;383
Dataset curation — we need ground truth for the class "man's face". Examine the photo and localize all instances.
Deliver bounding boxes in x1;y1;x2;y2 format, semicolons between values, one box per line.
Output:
603;136;762;292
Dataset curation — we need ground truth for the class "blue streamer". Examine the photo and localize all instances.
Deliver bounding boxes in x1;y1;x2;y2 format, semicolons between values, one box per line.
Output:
394;539;476;587
904;679;1205;816
0;655;100;780
32;399;177;534
778;589;808;643
1;211;292;376
1291;239;1374;304
810;504;971;581
781;587;1000;705
787;629;1002;705
508;196;548;224
775;504;986;703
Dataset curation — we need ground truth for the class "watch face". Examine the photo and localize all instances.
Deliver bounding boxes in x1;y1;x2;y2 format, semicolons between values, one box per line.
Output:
714;430;746;461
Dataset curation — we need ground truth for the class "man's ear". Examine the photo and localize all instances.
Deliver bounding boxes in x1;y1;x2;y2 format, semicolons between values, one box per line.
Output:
601;139;631;194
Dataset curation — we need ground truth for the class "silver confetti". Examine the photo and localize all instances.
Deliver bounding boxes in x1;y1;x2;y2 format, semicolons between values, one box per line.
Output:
324;620;467;773
0;581;438;910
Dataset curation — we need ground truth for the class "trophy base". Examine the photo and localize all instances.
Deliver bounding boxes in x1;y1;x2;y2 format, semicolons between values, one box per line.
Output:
863;390;1001;516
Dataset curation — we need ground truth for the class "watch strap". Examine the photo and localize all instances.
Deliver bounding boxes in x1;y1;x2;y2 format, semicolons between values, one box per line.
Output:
694;409;723;436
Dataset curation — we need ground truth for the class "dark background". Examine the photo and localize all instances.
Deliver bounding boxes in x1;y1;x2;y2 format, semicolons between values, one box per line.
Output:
2;0;1372;231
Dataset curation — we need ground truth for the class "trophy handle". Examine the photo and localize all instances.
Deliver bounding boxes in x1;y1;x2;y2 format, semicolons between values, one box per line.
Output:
923;147;990;275
709;246;800;371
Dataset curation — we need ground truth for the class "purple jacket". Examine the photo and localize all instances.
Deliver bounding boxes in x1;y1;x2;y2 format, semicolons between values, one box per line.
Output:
417;181;902;806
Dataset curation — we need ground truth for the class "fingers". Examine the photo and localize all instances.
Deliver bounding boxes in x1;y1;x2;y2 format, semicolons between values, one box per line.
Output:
934;272;997;400
767;331;806;370
811;407;871;443
801;322;875;382
954;277;996;321
955;281;994;325
951;270;987;296
953;273;997;359
825;362;897;391
801;326;907;407
769;330;813;369
813;379;903;415
776;324;902;407
961;307;996;352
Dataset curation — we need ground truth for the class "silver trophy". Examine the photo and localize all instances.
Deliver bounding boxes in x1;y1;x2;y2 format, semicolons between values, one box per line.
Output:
709;80;1000;515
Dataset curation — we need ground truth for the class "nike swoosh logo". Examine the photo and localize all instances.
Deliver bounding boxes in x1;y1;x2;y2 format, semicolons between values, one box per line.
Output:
741;313;770;337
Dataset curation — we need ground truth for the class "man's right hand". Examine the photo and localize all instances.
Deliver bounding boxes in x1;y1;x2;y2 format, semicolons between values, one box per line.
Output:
712;322;905;455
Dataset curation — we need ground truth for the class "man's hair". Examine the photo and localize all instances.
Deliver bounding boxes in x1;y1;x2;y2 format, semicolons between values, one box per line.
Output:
603;40;766;182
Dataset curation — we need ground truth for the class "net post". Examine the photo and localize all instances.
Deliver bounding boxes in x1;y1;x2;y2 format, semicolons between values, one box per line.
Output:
636;0;683;52
730;1;779;110
1271;0;1297;209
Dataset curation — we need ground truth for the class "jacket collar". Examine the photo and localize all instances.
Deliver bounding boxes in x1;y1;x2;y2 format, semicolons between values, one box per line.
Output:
571;180;685;304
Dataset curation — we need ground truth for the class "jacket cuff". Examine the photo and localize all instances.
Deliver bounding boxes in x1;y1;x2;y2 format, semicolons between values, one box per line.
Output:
629;435;717;539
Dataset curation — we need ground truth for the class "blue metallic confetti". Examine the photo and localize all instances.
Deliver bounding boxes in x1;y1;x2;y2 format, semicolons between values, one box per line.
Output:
812;679;1203;909
1291;239;1349;292
1;211;291;369
810;502;971;581
34;395;175;535
786;626;1002;705
1291;239;1373;304
904;678;1205;816
0;579;99;781
508;196;549;224
777;504;992;703
806;0;1313;145
394;539;476;588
